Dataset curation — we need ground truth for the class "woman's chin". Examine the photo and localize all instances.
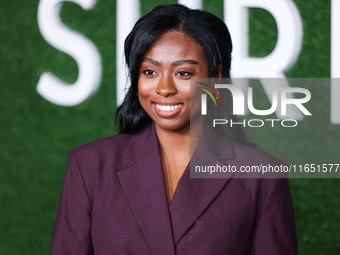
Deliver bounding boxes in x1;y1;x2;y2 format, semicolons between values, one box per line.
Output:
154;120;190;133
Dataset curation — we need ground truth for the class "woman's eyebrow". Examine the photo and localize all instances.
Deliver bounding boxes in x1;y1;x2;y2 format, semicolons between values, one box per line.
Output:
143;58;161;66
142;58;199;66
171;60;199;66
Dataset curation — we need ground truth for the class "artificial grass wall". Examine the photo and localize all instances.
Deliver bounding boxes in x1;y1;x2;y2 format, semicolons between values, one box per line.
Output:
1;0;339;254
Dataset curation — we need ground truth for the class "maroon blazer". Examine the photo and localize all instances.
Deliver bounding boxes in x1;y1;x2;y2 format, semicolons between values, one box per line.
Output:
51;123;297;255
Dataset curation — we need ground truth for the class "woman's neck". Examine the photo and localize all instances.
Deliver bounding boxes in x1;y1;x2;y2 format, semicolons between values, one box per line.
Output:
155;122;204;160
155;121;204;157
156;126;189;158
155;121;204;204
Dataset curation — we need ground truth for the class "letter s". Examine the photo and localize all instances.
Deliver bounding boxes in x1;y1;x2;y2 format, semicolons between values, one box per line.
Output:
37;0;102;106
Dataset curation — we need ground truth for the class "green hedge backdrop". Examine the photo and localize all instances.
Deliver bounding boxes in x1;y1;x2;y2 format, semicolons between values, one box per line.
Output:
1;0;339;254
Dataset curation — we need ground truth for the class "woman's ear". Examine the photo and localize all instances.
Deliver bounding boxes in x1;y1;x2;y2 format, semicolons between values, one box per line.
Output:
218;64;222;78
216;65;222;84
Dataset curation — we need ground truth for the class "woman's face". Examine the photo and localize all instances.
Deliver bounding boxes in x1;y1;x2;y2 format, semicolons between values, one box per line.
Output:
138;31;209;133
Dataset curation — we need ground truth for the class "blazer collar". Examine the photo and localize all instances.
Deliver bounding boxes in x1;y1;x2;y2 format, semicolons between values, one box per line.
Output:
121;122;159;162
117;122;237;250
117;123;175;255
169;124;237;244
120;122;236;162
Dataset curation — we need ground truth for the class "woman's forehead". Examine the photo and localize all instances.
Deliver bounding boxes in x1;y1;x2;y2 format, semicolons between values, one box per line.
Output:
143;31;205;63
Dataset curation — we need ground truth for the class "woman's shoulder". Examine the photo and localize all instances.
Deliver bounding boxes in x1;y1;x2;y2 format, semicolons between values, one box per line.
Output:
70;135;135;167
72;132;135;157
69;124;154;165
228;139;289;179
203;128;288;167
231;140;288;166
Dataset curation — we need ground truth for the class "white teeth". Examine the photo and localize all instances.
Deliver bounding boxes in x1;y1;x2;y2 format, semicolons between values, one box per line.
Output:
155;104;182;112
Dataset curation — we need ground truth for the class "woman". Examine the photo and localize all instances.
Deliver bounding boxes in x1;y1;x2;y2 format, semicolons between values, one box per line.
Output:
51;4;297;255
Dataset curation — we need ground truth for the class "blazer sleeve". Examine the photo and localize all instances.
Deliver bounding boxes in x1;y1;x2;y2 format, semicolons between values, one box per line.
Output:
51;150;94;255
251;178;298;255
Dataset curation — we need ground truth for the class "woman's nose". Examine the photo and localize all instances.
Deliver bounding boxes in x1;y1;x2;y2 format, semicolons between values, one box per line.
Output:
156;74;177;97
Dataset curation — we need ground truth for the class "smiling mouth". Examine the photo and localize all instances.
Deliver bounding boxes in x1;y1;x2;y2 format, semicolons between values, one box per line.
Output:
152;103;184;117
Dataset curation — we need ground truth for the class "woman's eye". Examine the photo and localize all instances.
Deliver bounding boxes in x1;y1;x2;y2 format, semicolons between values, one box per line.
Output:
176;71;194;78
142;69;157;76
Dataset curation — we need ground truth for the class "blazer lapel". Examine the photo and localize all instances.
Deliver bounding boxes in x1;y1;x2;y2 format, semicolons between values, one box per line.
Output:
169;127;237;245
117;124;176;255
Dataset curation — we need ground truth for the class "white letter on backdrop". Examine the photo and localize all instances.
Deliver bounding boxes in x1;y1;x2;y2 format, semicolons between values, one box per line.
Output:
331;0;340;124
224;0;304;120
178;0;202;9
116;0;140;105
37;0;102;106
